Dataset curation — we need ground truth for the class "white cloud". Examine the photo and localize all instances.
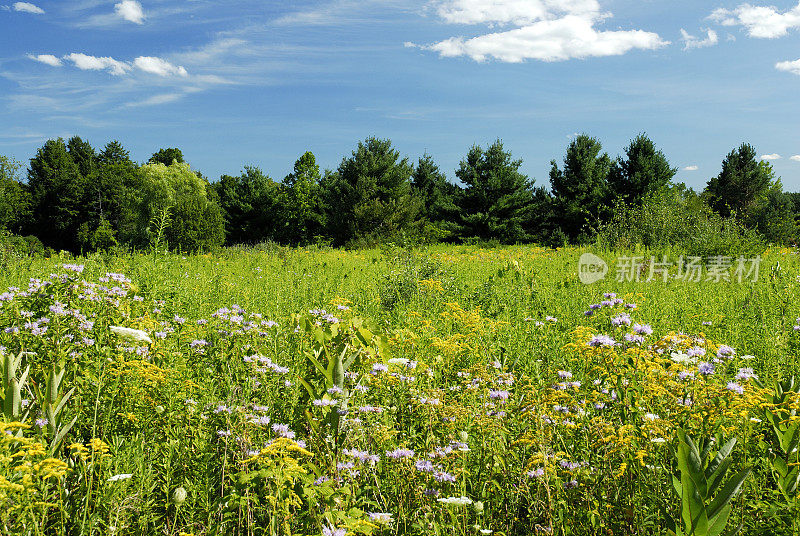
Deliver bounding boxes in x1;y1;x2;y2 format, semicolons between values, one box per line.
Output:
27;54;63;66
683;165;698;171
680;28;718;50
133;56;188;77
760;153;781;160
115;0;145;24
776;58;800;75
64;53;131;76
13;2;44;14
790;155;800;161
419;1;667;63
709;2;800;39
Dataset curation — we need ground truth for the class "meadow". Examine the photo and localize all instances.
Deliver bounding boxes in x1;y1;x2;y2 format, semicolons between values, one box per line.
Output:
1;244;799;536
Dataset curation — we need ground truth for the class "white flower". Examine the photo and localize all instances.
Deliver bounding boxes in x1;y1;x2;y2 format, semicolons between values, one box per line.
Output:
368;512;393;525
741;354;755;360
110;326;152;344
437;496;473;506
670;352;696;365
107;473;133;482
388;357;409;366
650;437;666;444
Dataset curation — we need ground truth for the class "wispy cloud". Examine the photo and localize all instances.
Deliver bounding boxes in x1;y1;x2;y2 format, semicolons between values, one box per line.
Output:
115;0;144;24
27;54;63;66
414;0;668;63
12;2;44;14
683;165;698;171
124;92;185;107
790;155;800;162
680;28;718;50
709;2;800;39
760;153;781;160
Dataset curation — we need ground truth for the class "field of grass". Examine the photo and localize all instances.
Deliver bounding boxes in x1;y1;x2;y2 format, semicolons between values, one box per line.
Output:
1;244;799;535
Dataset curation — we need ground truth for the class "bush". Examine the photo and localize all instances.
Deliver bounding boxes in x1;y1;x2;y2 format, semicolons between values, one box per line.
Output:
594;190;764;258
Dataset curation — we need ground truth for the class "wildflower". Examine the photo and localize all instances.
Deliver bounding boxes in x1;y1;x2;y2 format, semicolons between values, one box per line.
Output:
611;313;631;326
368;513;393;525
372;363;388;374
35;417;49;427
327;385;343;395
624;334;645;344
587;334;615;347
736;368;757;381
322;526;346;536
434;471;457;482
632;323;652;335
557;370;573;380
437;496;473;506
698;362;715;376
217;430;231;437
488;390;509;400
726;382;744;395
190;339;209;348
677;370;695;381
717;345;736;359
107;473;133;482
313;398;337;407
62;263;85;273
386;448;415;459
110;326;152;344
272;423;295;439
527;468;545;478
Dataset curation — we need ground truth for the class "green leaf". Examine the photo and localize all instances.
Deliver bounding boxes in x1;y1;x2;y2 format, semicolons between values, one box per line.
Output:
707;468;750;521
706;438;736;480
707;504;731;536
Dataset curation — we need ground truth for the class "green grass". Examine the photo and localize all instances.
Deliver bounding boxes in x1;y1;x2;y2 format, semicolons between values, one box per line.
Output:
1;244;799;535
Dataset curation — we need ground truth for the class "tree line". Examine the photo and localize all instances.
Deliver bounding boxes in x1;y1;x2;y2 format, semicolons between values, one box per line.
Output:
0;134;797;253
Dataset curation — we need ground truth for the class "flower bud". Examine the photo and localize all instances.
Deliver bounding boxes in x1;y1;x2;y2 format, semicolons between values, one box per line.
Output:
171;486;187;505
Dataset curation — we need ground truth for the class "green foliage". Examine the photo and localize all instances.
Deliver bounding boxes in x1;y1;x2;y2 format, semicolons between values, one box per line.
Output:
666;430;750;536
214;166;279;245
608;133;676;205
412;153;460;242
135;162;225;251
758;376;800;525
148;147;185;166
0;155;31;234
455;140;533;244
27;138;87;251
323;137;421;245
550;134;613;241
594;186;764;258
277;152;326;245
705;144;776;219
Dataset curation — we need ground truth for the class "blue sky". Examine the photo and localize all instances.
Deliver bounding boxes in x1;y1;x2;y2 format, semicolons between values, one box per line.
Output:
2;0;800;191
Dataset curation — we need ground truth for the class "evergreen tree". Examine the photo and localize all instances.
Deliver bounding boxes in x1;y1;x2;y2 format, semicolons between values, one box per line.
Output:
277;152;325;245
550;135;612;241
27;138;86;251
323;137;420;245
608;133;676;204
455;140;533;243
705;143;775;219
411;154;460;241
